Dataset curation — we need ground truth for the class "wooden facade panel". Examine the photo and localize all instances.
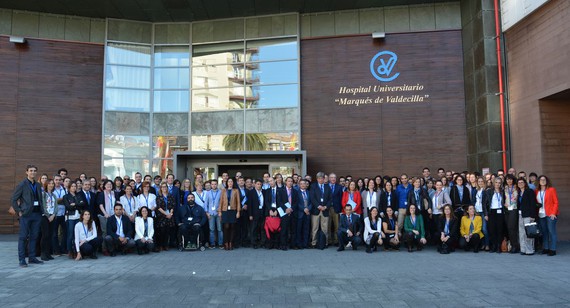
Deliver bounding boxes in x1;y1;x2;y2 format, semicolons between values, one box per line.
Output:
301;31;467;178
0;36;104;233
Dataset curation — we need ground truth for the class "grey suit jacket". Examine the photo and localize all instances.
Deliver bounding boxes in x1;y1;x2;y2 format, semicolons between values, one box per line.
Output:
11;179;45;217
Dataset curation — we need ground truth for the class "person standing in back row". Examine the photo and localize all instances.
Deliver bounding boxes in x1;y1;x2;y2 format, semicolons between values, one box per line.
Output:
11;165;46;268
310;172;332;248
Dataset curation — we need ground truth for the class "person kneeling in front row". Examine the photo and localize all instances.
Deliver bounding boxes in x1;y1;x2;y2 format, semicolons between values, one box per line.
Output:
459;205;483;252
403;204;427;252
337;204;362;251
104;204;135;256
74;210;102;260
135;206;155;254
364;207;384;253
178;194;207;249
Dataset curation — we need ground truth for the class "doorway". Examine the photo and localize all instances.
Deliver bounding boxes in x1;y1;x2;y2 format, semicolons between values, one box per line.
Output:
218;164;268;180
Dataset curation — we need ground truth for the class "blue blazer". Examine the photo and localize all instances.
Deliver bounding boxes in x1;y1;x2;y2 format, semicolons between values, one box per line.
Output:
296;189;312;219
338;213;362;234
329;183;343;213
309;183;332;216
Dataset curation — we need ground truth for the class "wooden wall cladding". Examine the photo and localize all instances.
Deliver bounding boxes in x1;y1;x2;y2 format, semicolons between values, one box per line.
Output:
301;31;467;178
0;37;104;233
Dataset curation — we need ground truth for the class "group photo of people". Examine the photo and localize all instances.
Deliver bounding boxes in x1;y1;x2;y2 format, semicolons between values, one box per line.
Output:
11;165;560;268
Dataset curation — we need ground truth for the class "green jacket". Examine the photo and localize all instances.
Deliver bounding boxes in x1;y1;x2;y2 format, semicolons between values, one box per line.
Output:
404;215;425;238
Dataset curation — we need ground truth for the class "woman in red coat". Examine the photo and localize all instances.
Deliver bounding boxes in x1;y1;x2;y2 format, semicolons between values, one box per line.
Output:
535;175;559;256
342;181;362;215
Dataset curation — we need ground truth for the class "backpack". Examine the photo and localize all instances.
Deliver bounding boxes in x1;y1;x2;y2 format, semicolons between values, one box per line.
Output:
317;228;327;250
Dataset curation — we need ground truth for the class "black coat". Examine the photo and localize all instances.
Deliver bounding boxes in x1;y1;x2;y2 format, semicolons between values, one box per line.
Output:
518;188;537;219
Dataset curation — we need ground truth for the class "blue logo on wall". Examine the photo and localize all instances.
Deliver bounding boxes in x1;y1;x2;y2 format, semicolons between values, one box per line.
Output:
370;50;400;82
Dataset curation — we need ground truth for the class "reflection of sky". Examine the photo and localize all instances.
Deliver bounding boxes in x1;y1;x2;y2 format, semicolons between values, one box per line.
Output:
254;84;298;108
252;41;297;61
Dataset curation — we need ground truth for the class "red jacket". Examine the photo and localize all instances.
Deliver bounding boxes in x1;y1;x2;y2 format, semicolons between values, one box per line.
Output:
341;191;362;215
535;187;559;216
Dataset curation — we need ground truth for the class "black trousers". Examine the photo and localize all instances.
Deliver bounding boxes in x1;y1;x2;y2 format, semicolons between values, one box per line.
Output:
505;210;519;250
403;232;424;249
135;239;155;252
79;237;102;256
237;209;250;247
250;215;265;246
179;223;202;246
488;209;505;251
279;214;293;247
40;216;52;256
338;231;363;248
459;234;481;251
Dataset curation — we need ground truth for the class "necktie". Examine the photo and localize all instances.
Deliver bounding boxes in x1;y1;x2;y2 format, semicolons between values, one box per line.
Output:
330;184;334;193
348;215;352;226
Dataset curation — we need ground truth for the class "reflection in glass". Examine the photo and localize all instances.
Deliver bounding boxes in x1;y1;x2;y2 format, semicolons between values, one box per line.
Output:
154;90;189;112
104;158;149;179
246;38;297;62
104;135;150;158
192;64;245;89
245;84;298;108
105;88;150;112
250;61;298;85
192;87;244;111
192;42;244;66
261;132;299;151
153;136;189;159
106;43;151;66
193;167;215;181
191;134;243;151
154;46;190;67
152;159;173;178
154;68;189;89
106;65;150;89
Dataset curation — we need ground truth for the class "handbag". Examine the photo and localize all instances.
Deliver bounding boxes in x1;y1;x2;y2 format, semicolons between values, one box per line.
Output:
524;222;541;239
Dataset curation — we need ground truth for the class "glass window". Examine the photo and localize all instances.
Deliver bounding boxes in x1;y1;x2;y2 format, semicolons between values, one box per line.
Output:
192;64;244;89
191;134;244;151
154;68;189;89
154;46;190;67
192;87;245;111
104;158;150;179
192;42;245;66
106;65;150;89
250;61;298;85
106;43;151;66
105;88;150;112
153;136;189;159
104;135;150;158
245;84;298;109
152;159;174;177
246;38;297;62
261;132;299;151
154;90;189;112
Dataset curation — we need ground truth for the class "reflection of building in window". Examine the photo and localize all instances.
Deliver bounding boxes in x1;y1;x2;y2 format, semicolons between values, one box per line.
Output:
266;133;298;151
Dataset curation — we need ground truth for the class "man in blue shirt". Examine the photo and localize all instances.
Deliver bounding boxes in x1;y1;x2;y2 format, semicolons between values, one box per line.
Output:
396;173;412;233
205;180;222;248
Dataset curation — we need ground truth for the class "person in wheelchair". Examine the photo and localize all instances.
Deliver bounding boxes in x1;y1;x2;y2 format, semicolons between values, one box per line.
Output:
177;194;207;249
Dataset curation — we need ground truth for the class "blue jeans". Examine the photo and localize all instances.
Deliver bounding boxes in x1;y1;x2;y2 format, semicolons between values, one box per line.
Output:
52;215;66;254
477;212;489;246
209;215;223;246
18;212;42;261
66;219;79;253
539;217;557;251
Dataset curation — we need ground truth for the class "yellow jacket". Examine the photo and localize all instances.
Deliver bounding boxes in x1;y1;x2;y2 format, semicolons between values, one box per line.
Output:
460;215;484;238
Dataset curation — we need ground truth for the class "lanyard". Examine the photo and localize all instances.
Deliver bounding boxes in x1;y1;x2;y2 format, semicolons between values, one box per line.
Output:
56;188;64;198
349;192;353;201
46;193;53;205
389;218;395;229
240;188;246;198
411;216;416;228
126;195;133;212
212;190;219;202
29;182;36;194
196;192;205;203
539;190;545;203
257;190;263;202
477;190;482;202
387;192;391;205
143;193;149;207
444;219;449;233
108;193;114;206
495;192;501;204
507;186;514;201
414;190;420;202
83;223;89;238
163;196;168;208
369;191;374;206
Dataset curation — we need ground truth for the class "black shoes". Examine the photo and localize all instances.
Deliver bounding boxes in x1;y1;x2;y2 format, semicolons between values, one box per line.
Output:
19;260;28;268
548;250;556;256
337;246;344;252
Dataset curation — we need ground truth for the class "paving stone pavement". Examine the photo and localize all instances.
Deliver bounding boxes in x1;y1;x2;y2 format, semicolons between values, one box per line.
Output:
0;235;569;308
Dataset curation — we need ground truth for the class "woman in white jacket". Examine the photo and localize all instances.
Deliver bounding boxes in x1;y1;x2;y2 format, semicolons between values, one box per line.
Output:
364;207;384;253
135;206;155;254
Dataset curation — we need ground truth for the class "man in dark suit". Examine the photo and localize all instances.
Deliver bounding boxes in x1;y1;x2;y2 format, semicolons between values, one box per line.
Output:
177;194;207;248
310;172;333;248
248;179;266;249
337;204;363;251
78;181;97;217
11;165;46;267
263;177;280;249
104;204;135;256
165;174;180;247
295;179;312;249
277;177;300;250
328;173;343;246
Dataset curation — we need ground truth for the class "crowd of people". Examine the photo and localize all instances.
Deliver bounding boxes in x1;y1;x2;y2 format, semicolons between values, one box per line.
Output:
11;165;560;268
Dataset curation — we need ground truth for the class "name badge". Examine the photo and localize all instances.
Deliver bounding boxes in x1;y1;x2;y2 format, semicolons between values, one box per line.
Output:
518;210;522;215
165;210;170;215
259;205;263;210
212;206;216;211
33;201;39;206
271;203;276;208
405;202;408;205
320;198;323;203
497;209;502;214
227;206;231;211
188;217;193;221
